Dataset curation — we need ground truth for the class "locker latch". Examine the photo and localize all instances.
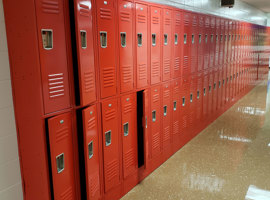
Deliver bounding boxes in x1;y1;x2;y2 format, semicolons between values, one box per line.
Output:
100;31;107;48
41;29;53;50
197;91;200;99
190;94;193;102
152;110;156;122
203;88;206;96
199;34;202;44
205;34;208;43
137;33;142;46
120;32;126;47
164;34;168;45
184;34;187;44
175;34;178;45
192;34;194;44
152;34;156;46
80;30;87;49
173;101;177;111
182;97;185;106
123;123;129;136
211;34;213;43
105;130;111;146
163;106;167;116
56;153;64;173
88;141;93;159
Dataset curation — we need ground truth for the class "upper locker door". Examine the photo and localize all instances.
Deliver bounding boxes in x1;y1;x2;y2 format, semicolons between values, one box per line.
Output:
97;0;117;98
150;6;161;85
173;11;182;78
121;93;137;178
209;16;215;69
215;17;220;70
119;1;134;93
197;15;204;72
219;19;225;69
162;8;172;81
190;13;198;74
150;85;161;158
136;3;148;88
183;11;191;76
35;0;71;114
74;0;96;106
48;112;76;200
82;105;101;200
204;16;210;71
101;98;120;192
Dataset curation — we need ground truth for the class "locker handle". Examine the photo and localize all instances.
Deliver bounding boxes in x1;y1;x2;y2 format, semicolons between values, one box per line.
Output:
197;91;200;99
211;34;213;43
137;33;142;47
163;105;167;116
205;34;208;43
56;153;64;174
105;130;111;146
100;31;107;48
199;34;201;44
41;29;53;50
80;30;87;49
209;85;212;92
123;122;129;136
190;94;193;102
152;34;156;46
191;34;194;44
88;141;93;159
214;83;216;90
152;110;156;122
164;34;168;45
184;34;187;44
173;101;177;111
120;32;126;47
175;34;178;45
182;97;185;106
203;88;206;96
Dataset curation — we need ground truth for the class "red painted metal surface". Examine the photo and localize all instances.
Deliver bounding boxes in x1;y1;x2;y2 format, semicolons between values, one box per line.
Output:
190;13;198;74
172;78;181;150
182;11;191;76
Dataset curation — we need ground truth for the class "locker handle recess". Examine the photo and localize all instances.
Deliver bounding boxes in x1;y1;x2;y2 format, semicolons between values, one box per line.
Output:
56;153;64;174
173;101;177;111
120;32;126;47
216;34;218;42
219;81;221;88
105;130;111;146
184;34;187;44
123;122;129;136
205;34;208;43
41;29;53;50
209;85;212;92
197;91;200;99
211;34;213;43
152;110;156;122
182;97;185;106
192;34;194;44
175;34;178;45
199;34;201;44
100;31;107;48
164;34;168;45
163;105;167;116
203;88;206;96
80;30;87;49
190;94;193;102
137;33;142;47
214;83;216;90
152;34;156;46
88;141;93;159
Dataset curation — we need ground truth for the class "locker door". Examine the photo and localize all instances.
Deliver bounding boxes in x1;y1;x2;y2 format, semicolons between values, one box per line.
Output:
189;75;196;134
217;70;222;110
82;105;101;200
196;73;203;123
208;71;213;116
136;3;148;88
215;17;220;69
181;77;190;134
97;0;117;98
121;93;137;178
212;71;218;112
202;71;209;119
36;0;71;114
172;79;180;147
143;89;149;168
209;16;215;69
219;19;225;69
190;13;198;74
183;12;191;76
150;6;161;84
150;85;161;157
74;0;96;106
119;1;134;93
101;99;120;192
198;15;204;72
162;82;171;151
222;68;227;107
162;8;172;81
203;16;210;71
173;11;182;78
48;112;76;200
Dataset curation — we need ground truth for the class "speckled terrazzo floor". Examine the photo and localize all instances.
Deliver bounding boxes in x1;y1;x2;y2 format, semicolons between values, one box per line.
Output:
121;73;270;200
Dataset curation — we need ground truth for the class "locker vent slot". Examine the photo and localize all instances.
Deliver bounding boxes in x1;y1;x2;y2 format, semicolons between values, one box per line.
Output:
203;88;206;96
137;14;146;23
56;153;64;173
100;31;107;48
88;141;93;159
123;123;129;136
105;130;111;146
164;34;168;45
197;91;200;99
152;34;156;46
41;29;53;50
80;30;87;49
42;0;59;14
205;34;208;43
211;34;213;43
48;73;65;98
199;34;201;44
100;8;112;20
192;34;194;44
175;34;178;44
190;94;193;102
79;3;90;17
120;32;126;47
182;97;185;106
152;110;156;122
184;34;187;44
163;105;167;116
173;101;177;111
137;33;142;46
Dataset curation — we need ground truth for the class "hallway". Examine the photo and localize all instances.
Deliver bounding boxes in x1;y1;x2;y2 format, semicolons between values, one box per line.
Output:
122;74;270;200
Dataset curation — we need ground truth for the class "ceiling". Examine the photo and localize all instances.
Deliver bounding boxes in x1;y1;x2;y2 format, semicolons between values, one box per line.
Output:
240;0;270;13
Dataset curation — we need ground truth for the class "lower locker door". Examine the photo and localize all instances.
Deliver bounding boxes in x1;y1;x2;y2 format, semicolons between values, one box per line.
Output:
48;112;76;200
143;89;149;168
82;105;101;200
101;99;120;192
172;79;180;142
121;93;137;178
162;83;171;150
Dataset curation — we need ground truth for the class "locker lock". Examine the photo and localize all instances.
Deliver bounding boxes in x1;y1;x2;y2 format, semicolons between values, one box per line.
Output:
124;4;127;8
140;8;143;11
108;104;112;107
60;120;64;124
90;111;93;115
126;98;129;101
104;1;107;5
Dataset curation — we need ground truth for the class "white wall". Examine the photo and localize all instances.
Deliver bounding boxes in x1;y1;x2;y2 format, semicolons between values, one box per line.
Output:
0;0;23;199
145;0;269;26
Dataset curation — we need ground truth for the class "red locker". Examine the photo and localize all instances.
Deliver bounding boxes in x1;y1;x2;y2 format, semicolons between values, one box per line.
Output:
202;71;209;120
143;89;150;168
190;13;198;74
203;15;210;71
219;18;225;68
208;70;213;117
162;8;172;81
198;15;204;72
222;68;227;107
224;20;228;67
74;0;96;106
209;16;215;69
82;105;101;200
180;77;190;136
172;10;182;78
136;3;148;88
150;6;161;84
212;71;218;112
101;98;120;192
48;112;76;200
215;17;220;70
172;79;181;149
119;0;134;93
121;93;137;178
150;85;161;158
217;69;223;110
97;0;117;98
161;82;171;154
196;72;203;127
182;11;191;76
189;75;197;135
36;0;71;114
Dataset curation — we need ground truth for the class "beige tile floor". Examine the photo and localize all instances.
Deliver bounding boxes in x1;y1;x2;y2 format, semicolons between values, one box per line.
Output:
122;75;270;200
